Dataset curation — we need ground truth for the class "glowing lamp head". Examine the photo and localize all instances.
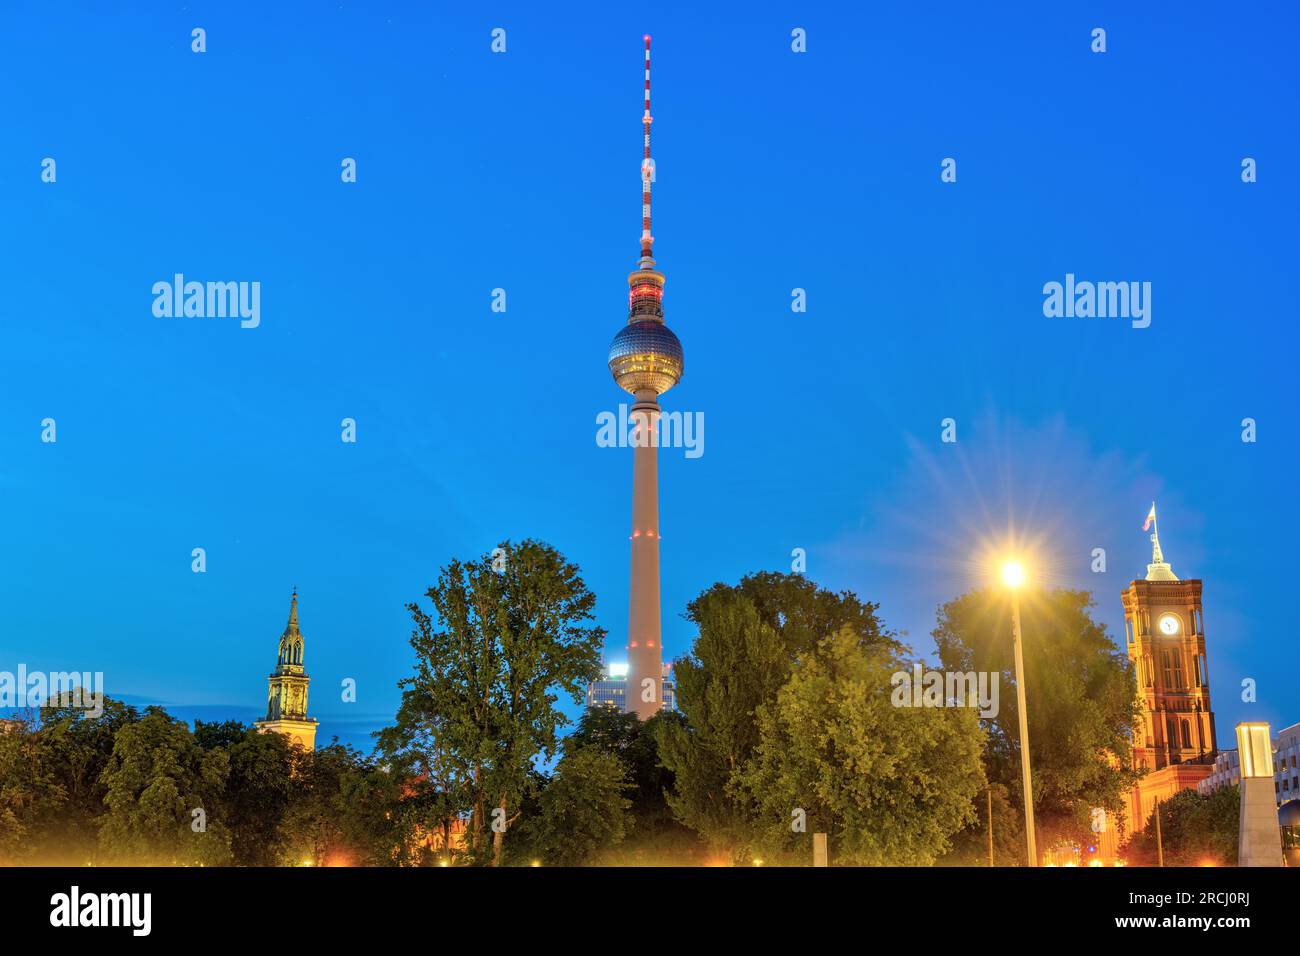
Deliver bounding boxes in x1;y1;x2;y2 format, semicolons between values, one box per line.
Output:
1001;561;1026;589
1237;722;1275;778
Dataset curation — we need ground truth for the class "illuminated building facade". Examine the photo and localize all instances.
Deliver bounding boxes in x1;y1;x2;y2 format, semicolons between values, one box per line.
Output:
607;36;683;721
586;662;675;713
1197;749;1242;794
1198;721;1300;806
254;590;318;750
1271;723;1300;802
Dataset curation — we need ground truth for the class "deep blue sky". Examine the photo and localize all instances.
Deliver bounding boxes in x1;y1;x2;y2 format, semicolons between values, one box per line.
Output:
1;2;1296;751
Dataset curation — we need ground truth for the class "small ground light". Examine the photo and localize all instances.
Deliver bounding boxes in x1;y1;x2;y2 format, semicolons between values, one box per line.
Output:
1001;560;1025;588
530;860;541;867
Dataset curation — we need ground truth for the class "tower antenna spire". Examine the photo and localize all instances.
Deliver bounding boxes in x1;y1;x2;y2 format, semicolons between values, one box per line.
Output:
640;34;654;262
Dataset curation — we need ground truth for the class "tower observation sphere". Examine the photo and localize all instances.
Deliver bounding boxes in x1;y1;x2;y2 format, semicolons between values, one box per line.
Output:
608;318;683;396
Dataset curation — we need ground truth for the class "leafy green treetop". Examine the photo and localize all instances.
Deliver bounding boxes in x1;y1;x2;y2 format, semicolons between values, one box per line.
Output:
388;539;604;865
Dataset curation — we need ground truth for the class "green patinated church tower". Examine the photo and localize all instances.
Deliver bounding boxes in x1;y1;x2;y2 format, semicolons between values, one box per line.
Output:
254;590;318;750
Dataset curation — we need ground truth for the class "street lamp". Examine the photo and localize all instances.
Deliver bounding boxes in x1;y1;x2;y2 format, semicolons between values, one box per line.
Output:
1001;559;1037;867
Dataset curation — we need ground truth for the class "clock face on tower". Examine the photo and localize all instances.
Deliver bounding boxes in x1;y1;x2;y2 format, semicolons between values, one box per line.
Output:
1158;614;1181;635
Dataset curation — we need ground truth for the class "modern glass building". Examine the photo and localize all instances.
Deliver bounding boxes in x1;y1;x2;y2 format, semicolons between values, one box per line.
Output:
586;662;675;713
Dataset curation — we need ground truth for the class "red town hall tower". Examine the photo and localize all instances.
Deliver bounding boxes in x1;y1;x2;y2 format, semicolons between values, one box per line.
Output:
1121;507;1216;829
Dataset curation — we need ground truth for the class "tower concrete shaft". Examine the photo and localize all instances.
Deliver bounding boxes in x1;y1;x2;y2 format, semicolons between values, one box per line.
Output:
627;391;663;718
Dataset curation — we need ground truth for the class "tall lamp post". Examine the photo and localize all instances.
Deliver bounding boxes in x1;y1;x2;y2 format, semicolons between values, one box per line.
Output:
1002;560;1037;867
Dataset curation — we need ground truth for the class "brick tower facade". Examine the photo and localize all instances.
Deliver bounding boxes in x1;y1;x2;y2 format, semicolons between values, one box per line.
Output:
1121;507;1216;830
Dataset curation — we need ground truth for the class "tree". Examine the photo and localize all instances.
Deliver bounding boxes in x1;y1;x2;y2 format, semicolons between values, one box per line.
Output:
220;728;295;866
387;539;604;865
0;712;66;862
189;718;297;865
567;706;682;837
658;594;783;855
939;781;1024;866
97;708;231;865
1125;785;1239;866
567;706;644;757
374;703;472;866
933;588;1142;850
193;719;249;752
738;627;985;865
525;747;632;866
29;696;140;862
278;742;398;866
658;573;898;857
700;571;901;659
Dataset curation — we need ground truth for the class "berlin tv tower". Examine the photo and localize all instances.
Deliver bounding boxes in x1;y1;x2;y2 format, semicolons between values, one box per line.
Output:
607;35;684;720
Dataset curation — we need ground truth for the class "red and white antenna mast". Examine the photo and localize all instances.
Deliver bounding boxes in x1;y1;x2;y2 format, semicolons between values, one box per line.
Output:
640;34;655;261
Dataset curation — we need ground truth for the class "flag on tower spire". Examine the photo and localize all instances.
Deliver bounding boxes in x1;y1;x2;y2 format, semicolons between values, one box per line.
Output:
1143;501;1178;581
1143;502;1157;532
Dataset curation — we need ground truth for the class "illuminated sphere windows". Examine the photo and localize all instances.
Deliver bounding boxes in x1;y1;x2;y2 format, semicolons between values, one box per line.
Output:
608;320;683;396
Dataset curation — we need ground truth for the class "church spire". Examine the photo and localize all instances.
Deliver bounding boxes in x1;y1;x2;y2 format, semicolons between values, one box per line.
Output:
285;588;300;634
276;589;305;673
256;588;318;750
